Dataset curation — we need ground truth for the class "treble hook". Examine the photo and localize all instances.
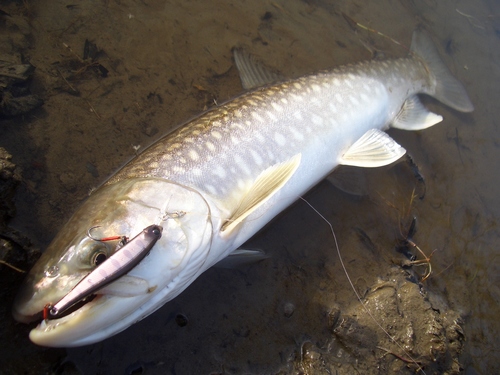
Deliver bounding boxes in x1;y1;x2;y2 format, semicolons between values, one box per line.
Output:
87;225;127;243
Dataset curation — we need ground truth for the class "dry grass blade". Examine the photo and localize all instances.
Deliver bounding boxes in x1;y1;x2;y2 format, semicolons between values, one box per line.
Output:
0;260;25;273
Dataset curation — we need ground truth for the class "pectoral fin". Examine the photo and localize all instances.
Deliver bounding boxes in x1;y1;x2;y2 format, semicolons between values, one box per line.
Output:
392;95;443;130
222;154;301;234
340;129;406;167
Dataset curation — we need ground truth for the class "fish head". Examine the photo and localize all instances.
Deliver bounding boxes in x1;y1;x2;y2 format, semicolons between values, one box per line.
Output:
13;178;214;347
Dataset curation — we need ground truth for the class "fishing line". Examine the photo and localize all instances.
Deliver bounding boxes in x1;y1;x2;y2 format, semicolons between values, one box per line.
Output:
299;196;426;374
161;190;424;371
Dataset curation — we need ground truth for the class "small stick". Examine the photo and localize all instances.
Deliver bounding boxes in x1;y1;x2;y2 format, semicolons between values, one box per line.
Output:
85;99;101;119
55;67;79;95
377;346;423;368
0;260;25;273
407;239;436;282
62;42;84;63
341;13;409;51
456;9;485;30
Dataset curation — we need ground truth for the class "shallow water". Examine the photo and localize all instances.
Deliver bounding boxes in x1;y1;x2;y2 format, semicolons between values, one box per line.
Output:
0;0;498;374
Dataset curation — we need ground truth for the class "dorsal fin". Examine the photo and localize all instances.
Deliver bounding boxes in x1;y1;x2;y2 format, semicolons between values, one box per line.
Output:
233;48;283;89
221;154;301;234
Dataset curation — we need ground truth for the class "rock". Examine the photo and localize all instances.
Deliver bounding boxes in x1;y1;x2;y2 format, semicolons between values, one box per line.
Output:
0;147;38;273
0;147;21;223
59;172;78;192
290;267;465;374
283;302;295;317
0;61;43;117
0;91;44;117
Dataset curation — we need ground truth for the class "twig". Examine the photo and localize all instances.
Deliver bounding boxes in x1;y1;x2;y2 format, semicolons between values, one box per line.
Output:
456;9;485;30
85;99;101;119
407;239;436;282
62;42;84;63
341;13;409;51
55;67;79;95
0;260;25;273
377;346;423;369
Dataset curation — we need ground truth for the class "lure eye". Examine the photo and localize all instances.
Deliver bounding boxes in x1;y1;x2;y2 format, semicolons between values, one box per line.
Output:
91;251;107;266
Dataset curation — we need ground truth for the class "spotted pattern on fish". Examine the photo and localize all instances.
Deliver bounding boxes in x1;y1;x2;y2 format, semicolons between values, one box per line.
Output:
107;56;431;204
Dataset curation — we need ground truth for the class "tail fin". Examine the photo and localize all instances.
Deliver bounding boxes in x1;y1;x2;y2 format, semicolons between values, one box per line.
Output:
411;30;474;112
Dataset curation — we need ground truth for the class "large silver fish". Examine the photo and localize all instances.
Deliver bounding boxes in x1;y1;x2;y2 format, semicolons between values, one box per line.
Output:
13;30;473;347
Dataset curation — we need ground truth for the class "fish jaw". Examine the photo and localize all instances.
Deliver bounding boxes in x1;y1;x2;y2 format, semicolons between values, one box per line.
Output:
12;264;84;324
29;295;110;347
12;238;101;323
28;275;165;347
23;229;214;347
29;293;153;347
28;231;216;347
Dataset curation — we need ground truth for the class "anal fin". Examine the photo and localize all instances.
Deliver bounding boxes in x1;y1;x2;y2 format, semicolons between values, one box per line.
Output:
392;95;443;130
340;129;405;168
221;154;301;234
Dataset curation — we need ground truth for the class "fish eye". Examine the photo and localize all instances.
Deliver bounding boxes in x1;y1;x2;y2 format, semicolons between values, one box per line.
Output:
77;236;113;269
44;265;59;278
152;227;161;236
91;250;107;266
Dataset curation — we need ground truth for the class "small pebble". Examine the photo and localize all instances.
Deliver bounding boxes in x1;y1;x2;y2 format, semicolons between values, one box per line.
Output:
283;302;295;318
59;172;77;192
175;313;188;327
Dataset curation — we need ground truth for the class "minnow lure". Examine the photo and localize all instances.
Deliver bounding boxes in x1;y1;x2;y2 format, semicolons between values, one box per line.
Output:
44;225;163;319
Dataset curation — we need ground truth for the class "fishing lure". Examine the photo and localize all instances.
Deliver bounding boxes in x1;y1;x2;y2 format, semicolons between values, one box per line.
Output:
43;224;163;319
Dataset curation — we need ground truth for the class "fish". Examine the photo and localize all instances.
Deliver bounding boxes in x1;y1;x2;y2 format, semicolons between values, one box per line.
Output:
12;30;473;347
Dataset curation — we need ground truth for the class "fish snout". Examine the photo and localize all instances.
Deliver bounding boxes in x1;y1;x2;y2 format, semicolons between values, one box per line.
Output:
12;273;43;323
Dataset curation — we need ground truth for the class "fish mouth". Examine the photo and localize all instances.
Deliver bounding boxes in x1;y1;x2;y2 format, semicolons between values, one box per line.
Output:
11;301;93;325
28;294;106;347
13;296;97;326
12;310;42;324
12;276;90;325
46;294;98;320
25;278;161;347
